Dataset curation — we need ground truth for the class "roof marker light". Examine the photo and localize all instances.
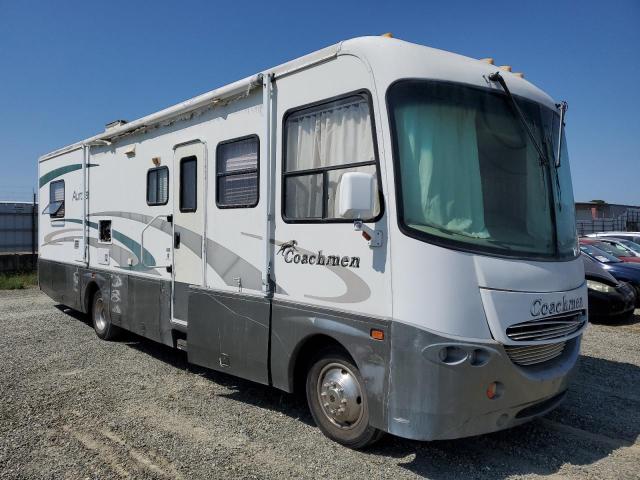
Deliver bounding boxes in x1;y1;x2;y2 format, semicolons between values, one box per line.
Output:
499;65;513;72
381;33;393;38
513;72;525;78
479;58;495;65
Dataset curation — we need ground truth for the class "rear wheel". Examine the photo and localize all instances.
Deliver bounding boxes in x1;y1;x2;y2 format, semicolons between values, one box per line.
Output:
305;348;383;449
92;290;119;340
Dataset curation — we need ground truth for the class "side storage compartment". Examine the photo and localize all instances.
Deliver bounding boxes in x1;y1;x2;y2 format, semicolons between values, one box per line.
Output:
187;289;270;385
126;275;171;345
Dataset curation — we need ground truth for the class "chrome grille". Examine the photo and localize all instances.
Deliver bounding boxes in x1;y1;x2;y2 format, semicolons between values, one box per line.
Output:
506;312;584;342
505;342;566;366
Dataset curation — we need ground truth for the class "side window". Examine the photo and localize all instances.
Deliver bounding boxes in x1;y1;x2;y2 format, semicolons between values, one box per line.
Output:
44;180;65;218
147;166;169;206
216;136;259;208
180;156;197;212
282;93;380;222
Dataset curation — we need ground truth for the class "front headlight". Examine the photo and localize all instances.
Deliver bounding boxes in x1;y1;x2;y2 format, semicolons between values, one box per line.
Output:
587;280;615;293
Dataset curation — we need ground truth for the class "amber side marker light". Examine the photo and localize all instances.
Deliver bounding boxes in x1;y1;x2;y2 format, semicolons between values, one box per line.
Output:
370;329;385;341
486;382;503;399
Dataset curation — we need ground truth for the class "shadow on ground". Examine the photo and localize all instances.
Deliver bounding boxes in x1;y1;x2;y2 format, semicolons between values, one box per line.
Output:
57;305;640;479
589;309;640;327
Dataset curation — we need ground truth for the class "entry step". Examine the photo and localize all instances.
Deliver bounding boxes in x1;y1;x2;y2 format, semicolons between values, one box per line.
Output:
176;339;188;351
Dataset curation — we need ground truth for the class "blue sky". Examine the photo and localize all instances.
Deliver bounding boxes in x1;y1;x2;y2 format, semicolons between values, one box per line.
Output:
0;0;638;204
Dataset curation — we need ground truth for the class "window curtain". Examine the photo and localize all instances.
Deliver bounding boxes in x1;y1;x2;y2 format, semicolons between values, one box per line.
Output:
524;131;552;244
49;181;65;216
286;98;375;172
148;172;158;204
158;169;168;203
51;181;64;202
217;138;258;206
396;103;489;238
284;97;376;219
219;138;258;173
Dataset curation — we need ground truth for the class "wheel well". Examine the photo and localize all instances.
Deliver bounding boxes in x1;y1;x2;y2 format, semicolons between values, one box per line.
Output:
292;335;354;396
84;281;99;314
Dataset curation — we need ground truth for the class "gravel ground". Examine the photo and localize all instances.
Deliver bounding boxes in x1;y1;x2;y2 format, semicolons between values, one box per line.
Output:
0;288;639;480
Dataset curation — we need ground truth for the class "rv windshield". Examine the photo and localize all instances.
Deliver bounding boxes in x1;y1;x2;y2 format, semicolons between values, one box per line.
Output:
387;80;577;260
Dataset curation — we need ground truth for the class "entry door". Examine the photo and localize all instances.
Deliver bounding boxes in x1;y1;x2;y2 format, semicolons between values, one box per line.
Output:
173;142;206;307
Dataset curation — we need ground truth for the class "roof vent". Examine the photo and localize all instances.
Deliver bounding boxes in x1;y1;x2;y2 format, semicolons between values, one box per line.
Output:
105;119;128;131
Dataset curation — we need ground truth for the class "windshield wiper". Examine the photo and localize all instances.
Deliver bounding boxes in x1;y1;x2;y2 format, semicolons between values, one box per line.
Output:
489;71;562;253
488;72;550;166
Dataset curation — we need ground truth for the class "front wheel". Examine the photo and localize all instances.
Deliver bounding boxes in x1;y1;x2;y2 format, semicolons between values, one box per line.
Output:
305;348;383;449
92;290;119;340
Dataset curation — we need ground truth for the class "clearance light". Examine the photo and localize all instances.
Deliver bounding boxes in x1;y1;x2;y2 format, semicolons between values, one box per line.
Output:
479;58;495;65
370;329;385;341
498;65;513;72
381;32;393;38
513;72;525;78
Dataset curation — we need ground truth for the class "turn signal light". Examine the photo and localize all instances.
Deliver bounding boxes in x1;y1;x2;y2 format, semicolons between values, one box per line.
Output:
370;329;385;341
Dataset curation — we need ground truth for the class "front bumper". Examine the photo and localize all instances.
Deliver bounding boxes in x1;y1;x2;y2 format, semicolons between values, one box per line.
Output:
385;321;580;441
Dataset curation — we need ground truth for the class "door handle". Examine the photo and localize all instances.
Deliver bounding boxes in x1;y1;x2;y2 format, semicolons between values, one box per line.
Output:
174;231;181;249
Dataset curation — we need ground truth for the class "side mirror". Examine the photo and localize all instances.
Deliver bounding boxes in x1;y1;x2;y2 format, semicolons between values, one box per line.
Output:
338;172;376;219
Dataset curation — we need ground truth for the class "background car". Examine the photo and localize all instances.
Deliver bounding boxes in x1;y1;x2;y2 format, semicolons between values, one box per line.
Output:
582;253;636;320
580;237;640;263
609;237;640;256
590;237;640;258
580;243;640;306
587;232;640;244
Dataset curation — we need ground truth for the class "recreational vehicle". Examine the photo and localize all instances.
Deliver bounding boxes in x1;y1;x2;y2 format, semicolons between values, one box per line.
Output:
38;36;585;448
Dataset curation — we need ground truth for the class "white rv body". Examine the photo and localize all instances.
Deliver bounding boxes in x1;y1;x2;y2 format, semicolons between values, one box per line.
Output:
38;36;586;442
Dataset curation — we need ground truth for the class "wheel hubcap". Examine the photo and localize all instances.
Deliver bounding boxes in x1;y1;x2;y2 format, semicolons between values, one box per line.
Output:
317;362;364;429
94;298;107;332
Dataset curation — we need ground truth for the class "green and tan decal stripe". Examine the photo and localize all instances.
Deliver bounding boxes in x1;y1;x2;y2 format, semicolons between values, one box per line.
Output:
39;163;99;188
63;218;156;269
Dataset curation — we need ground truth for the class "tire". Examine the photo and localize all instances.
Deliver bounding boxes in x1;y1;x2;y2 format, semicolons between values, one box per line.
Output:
91;290;119;340
305;347;384;449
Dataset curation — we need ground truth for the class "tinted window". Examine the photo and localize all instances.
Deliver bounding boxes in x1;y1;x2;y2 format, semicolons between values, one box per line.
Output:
180;156;197;212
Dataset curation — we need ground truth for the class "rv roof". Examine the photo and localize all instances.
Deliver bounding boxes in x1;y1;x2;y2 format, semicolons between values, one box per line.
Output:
40;36;556;162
